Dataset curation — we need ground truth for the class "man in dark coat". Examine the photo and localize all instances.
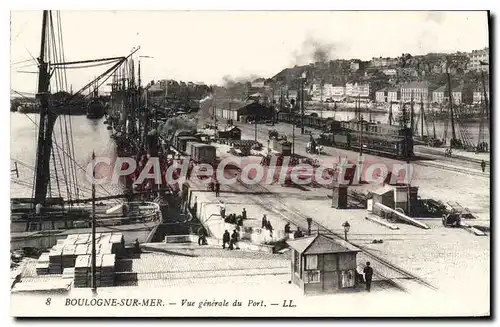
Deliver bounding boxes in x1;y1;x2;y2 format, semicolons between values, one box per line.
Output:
222;230;230;249
363;262;373;292
267;221;273;237
481;160;486;172
242;208;247;220
230;230;239;250
262;215;268;229
284;222;291;234
197;227;207;246
214;181;221;197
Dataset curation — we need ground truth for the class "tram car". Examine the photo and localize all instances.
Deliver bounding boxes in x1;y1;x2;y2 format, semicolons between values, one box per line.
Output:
277;112;413;158
319;120;413;158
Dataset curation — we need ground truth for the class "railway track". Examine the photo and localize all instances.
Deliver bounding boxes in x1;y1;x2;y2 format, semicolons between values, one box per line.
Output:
224;177;437;293
414;160;488;178
238;122;489;179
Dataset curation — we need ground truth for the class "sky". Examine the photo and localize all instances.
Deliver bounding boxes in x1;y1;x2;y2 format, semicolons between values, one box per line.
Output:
10;10;489;95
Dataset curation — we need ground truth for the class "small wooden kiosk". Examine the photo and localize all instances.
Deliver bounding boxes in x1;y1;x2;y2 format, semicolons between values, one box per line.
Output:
287;234;361;295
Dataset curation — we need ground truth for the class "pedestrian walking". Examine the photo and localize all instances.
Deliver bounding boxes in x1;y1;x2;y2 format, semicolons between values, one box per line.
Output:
242;208;247;220
230;230;239;250
481;160;486;172
261;214;268;229
222;230;230;249
267;221;273;238
363;262;373;292
197;227;207;246
220;207;226;220
215;181;221;197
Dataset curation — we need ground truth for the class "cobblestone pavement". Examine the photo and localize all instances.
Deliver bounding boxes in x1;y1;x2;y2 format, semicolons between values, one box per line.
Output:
126;252;289;274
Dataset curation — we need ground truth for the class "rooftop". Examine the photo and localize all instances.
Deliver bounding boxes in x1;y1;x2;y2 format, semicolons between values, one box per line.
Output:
401;81;432;89
287;234;361;255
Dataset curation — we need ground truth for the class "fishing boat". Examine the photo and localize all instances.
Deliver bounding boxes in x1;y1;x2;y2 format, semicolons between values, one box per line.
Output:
10;10;165;251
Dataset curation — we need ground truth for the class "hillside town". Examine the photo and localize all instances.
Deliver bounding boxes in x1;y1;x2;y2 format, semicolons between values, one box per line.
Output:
143;47;489;111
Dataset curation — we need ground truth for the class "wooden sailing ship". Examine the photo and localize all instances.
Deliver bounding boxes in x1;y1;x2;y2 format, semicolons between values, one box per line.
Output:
10;11;164;251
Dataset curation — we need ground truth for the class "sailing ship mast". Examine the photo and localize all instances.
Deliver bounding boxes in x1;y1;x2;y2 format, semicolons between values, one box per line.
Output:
34;10;56;205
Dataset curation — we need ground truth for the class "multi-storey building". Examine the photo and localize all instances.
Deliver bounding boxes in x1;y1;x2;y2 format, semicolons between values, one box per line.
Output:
375;88;386;103
382;68;398;76
370;57;399;68
375;88;399;103
473;87;489;103
387;88;400;103
400;81;434;103
345;82;370;98
331;85;345;101
432;85;447;104
469;47;489;72
432;84;473;105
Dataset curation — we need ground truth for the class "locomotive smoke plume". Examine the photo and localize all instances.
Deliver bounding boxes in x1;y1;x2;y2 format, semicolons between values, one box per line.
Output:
292;37;338;65
160;116;197;136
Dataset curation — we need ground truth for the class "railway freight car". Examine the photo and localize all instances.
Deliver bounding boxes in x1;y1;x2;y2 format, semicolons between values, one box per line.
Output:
191;143;216;164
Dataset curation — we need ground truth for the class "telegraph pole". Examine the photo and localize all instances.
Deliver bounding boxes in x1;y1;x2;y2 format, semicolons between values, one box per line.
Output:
300;75;305;135
254;118;257;142
358;95;363;157
91;151;97;291
292;105;296;157
320;80;323;119
271;86;275;126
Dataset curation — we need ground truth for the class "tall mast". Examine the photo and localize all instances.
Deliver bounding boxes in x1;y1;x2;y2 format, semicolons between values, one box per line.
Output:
33;10;58;205
388;101;393;125
420;96;424;138
410;90;414;133
447;64;457;144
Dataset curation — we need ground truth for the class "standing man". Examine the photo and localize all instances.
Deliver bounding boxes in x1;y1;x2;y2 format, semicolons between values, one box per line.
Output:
242;208;247;220
261;215;268;229
214;180;221;197
222;230;230;249
481;160;486;173
363;262;373;292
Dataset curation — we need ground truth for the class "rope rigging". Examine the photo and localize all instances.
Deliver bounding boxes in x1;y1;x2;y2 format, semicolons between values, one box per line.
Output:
12;11;140;206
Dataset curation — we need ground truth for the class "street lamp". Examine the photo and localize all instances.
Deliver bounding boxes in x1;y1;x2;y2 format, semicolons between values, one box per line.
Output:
342;221;350;241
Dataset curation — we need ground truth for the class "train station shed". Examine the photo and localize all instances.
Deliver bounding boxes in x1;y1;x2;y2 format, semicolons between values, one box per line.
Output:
215;100;272;122
286;234;361;295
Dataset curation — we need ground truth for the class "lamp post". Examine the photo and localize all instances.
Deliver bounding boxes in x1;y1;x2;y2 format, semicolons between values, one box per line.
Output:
254;118;257;142
342;221;350;241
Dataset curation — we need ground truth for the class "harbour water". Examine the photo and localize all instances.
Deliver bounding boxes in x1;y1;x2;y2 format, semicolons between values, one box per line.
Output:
305;109;490;146
10;108;490;200
10;112;120;199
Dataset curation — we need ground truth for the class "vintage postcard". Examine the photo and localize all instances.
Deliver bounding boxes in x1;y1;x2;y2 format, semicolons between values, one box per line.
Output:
9;10;490;317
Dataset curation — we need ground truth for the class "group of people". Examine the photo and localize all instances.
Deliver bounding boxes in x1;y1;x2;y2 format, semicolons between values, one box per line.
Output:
209;179;221;197
222;229;240;250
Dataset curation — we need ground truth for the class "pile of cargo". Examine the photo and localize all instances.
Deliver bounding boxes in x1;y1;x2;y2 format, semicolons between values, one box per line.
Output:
74;253;116;288
35;232;124;288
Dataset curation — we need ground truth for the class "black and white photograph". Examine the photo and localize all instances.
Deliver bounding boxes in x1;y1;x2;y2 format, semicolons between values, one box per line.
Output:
8;8;491;317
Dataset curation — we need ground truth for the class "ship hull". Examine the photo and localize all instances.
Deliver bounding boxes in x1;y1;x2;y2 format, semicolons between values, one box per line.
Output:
10;221;159;251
